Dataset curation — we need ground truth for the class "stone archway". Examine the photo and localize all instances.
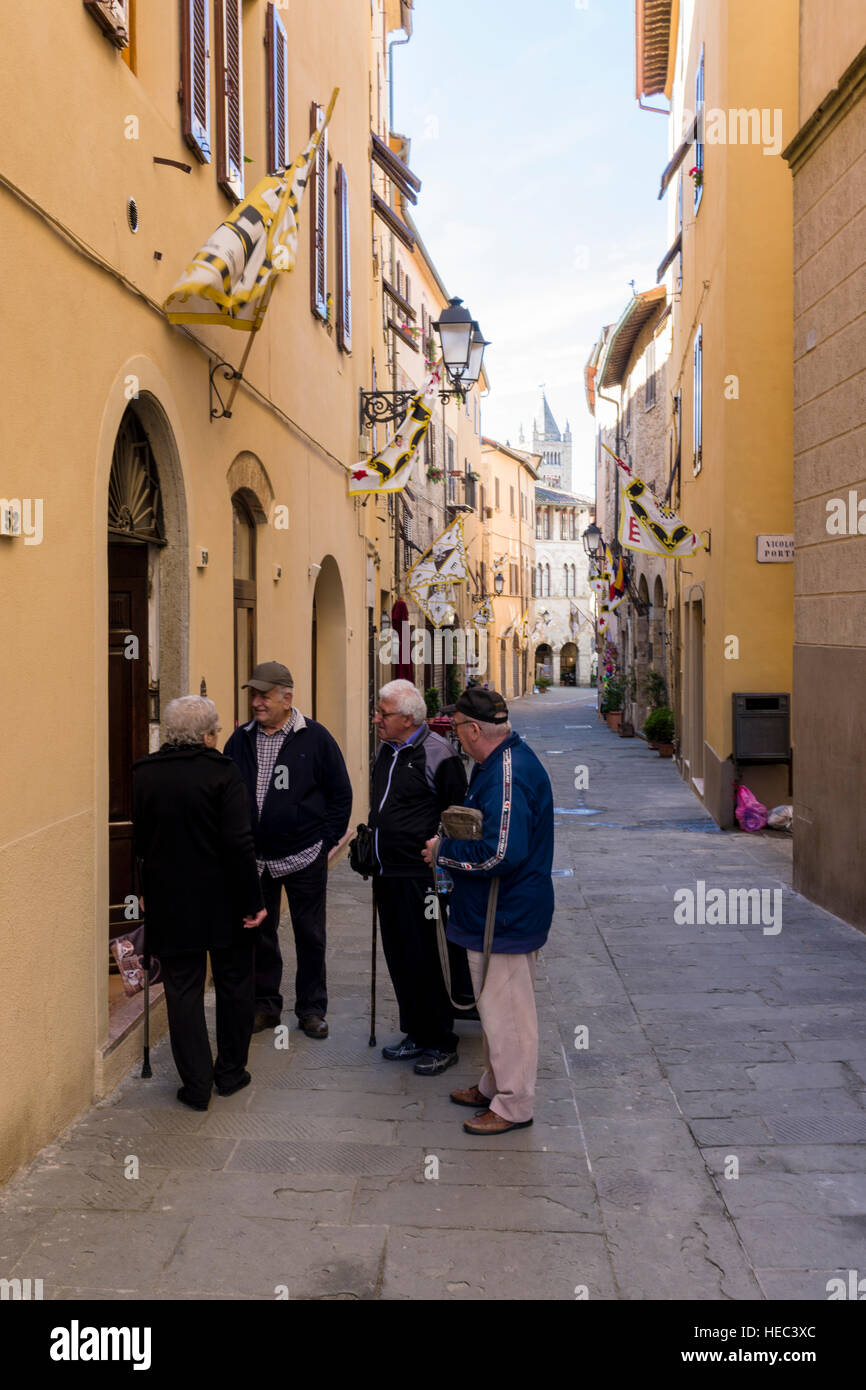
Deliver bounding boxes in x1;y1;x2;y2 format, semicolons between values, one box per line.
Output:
311;555;346;745
560;641;578;686
534;643;552;684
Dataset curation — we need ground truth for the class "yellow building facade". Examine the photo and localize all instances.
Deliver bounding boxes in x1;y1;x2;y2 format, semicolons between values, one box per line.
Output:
478;441;539;700
637;0;798;825
0;0;414;1181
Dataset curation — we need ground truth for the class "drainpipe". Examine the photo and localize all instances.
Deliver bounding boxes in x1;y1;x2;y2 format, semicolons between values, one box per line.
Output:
388;32;411;136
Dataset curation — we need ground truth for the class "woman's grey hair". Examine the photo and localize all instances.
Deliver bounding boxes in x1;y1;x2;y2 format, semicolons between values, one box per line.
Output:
379;679;427;726
163;695;220;746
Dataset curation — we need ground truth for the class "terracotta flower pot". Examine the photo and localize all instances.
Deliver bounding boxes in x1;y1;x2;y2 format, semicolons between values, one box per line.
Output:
657;742;674;758
606;711;622;731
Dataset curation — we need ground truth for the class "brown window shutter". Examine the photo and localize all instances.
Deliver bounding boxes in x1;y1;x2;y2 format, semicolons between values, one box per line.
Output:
309;103;328;320
181;0;210;163
265;3;289;174
335;163;352;354
84;0;130;49
215;0;244;201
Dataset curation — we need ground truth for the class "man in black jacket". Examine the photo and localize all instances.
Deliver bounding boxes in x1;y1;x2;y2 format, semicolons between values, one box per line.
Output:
224;662;352;1039
370;680;468;1075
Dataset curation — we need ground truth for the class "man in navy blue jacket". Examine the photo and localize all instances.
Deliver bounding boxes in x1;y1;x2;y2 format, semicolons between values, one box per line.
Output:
224;662;352;1039
424;687;554;1135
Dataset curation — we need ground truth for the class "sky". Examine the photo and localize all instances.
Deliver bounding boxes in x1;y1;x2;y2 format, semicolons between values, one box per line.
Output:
395;0;669;496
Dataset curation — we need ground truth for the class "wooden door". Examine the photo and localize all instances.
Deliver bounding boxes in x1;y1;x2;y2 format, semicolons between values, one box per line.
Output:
108;541;149;936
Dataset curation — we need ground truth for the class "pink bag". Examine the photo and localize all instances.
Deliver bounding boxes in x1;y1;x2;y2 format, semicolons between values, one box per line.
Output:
734;783;767;832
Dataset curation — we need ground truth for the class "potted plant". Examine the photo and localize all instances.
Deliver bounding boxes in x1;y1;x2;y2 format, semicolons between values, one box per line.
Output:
603;676;624;731
424;687;440;719
643;706;675;757
641;668;667;711
536;674;551;694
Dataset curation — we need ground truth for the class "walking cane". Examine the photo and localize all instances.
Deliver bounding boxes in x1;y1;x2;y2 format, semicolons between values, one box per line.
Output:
136;858;152;1079
141;932;152;1080
369;887;377;1047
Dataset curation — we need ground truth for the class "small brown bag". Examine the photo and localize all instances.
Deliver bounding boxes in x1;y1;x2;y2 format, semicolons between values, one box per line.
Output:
433;805;498;1009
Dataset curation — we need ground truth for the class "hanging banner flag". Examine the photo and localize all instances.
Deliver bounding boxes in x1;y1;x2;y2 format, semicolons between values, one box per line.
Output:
349;365;442;496
407;515;469;593
470;598;494;630
519;609;530;650
601;442;707;557
413;582;458;628
164;89;339;330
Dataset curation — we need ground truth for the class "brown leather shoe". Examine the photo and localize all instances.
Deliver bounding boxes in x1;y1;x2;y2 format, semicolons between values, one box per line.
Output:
450;1084;492;1109
299;1014;329;1039
462;1109;533;1136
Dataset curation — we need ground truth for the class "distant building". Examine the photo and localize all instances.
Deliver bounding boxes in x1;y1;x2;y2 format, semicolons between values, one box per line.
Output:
520;389;573;493
532;484;595;686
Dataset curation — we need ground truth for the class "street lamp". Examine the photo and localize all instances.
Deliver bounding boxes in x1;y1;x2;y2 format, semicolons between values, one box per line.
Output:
432;298;488;398
493;571;505;596
582;522;603;558
360;296;489;427
464;325;489;388
433;298;475;377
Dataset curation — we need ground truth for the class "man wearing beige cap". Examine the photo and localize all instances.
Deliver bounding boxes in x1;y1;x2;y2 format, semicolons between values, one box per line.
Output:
224;662;352;1039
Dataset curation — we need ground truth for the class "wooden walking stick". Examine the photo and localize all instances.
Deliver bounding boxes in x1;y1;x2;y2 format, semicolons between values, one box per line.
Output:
369;887;377;1047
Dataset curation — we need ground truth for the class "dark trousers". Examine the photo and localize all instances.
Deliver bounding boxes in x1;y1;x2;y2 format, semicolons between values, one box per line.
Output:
160;941;255;1101
259;850;328;1019
374;875;471;1053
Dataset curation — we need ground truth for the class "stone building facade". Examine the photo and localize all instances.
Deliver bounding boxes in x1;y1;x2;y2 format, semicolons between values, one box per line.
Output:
783;5;866;929
532;485;595;686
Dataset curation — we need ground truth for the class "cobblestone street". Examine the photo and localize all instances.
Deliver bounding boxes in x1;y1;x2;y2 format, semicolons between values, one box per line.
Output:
4;688;866;1301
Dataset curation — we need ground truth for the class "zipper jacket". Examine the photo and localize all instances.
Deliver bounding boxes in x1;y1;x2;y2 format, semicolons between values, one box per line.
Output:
369;723;467;877
437;731;554;953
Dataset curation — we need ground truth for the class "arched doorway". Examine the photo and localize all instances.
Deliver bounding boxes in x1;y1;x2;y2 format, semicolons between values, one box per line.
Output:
311;555;346;744
232;494;257;726
107;397;187;966
535;643;552;684
560;642;577;685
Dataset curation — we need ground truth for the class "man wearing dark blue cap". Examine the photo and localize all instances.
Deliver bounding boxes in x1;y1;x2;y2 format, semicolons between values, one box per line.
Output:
424;687;554;1135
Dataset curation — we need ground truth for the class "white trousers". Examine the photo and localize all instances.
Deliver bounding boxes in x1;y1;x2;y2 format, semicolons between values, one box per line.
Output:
467;949;538;1122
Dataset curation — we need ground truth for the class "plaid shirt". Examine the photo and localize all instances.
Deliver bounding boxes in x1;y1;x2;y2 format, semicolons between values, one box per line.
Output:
254;709;323;878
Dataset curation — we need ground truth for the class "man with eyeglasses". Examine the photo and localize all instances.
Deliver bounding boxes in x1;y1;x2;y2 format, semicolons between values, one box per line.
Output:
370;680;468;1075
423;687;554;1135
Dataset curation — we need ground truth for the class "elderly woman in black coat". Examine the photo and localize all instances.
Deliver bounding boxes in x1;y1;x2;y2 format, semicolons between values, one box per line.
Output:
133;695;266;1110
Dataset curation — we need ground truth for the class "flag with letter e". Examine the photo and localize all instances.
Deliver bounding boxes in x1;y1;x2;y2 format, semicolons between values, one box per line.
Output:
601;442;706;557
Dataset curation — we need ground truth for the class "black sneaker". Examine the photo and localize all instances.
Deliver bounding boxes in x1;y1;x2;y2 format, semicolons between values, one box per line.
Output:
413;1049;459;1076
382;1036;423;1061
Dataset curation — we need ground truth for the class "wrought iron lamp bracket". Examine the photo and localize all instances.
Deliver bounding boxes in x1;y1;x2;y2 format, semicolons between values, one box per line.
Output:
210;360;242;421
359;389;417;429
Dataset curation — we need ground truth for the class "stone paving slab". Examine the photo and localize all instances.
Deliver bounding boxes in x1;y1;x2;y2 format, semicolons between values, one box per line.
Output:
4;688;866;1301
381;1226;616;1300
353;1178;601;1231
157;1216;386;1299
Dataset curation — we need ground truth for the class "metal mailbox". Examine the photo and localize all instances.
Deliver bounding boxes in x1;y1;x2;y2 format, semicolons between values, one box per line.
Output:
732;692;790;763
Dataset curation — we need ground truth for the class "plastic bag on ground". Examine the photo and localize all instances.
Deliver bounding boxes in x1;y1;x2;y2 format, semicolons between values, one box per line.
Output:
734;782;768;832
767;804;793;831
